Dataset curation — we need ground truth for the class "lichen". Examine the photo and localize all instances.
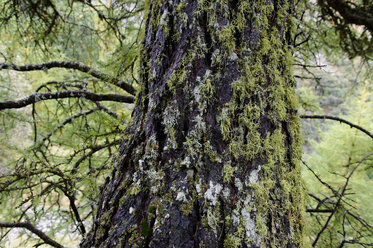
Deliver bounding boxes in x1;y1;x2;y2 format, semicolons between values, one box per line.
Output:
206;205;222;235
204;181;222;206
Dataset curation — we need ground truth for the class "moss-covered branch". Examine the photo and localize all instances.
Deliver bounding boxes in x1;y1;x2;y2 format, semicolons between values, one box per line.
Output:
0;90;134;110
0;61;136;95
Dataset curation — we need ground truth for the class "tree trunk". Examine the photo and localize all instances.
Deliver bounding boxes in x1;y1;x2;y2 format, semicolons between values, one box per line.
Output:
81;0;304;247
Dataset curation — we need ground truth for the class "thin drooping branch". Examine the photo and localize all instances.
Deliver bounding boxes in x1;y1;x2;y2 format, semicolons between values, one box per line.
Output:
55;185;86;236
300;115;373;140
342;240;373;247
0;61;136;95
312;153;373;247
35;80;88;92
302;160;339;195
94;101;119;119
306;209;333;213
72;139;121;173
67;194;86;236
0;90;134;110
40;108;99;145
305;154;373;246
0;222;64;248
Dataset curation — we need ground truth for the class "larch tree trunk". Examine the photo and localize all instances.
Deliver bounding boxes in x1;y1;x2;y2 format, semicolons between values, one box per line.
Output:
81;0;304;247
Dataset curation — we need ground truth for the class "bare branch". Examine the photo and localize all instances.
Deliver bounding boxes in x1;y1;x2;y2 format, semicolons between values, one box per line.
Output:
94;102;119;119
72;139;121;173
306;209;333;213
300;115;373;140
35;81;87;92
54;185;86;236
40;108;99;145
312;153;373;247
0;61;136;95
343;240;373;246
293;63;326;68
302;160;339;195
0;222;64;248
0;90;134;110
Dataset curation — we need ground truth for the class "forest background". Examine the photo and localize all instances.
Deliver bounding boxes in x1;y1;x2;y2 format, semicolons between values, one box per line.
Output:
0;0;372;247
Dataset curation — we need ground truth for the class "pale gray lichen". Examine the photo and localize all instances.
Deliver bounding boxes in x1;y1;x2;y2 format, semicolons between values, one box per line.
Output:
186;169;194;179
176;191;187;202
211;49;221;66
242;207;261;245
232;209;241;227
248;166;261;185
160;9;169;26
162;100;180;148
196;181;202;194
139;160;145;170
204;181;222;206
235;178;243;191
207;208;220;235
222;186;231;198
228;52;238;61
181;156;192;168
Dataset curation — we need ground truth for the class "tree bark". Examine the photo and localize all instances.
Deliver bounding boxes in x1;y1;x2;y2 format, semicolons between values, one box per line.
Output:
81;0;304;247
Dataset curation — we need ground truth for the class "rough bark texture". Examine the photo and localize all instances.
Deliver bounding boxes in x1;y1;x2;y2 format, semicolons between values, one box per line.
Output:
81;0;304;247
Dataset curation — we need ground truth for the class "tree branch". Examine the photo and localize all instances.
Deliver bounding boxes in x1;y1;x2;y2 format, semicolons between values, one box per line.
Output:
94;101;119;119
55;185;86;236
0;221;64;248
300;114;373;140
40;108;99;145
0;90;134;110
312;153;373;247
325;0;373;32
72;139;121;174
0;61;136;95
306;209;333;213
35;80;87;92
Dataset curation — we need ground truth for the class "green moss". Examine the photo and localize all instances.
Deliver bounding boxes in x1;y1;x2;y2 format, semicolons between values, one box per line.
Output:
181;201;194;215
199;77;215;107
255;212;268;239
206;206;222;235
148;205;156;214
176;1;186;14
218;104;233;140
201;216;209;228
223;163;236;183
224;234;242;248
149;0;163;31
204;141;222;163
141;221;152;238
129;184;141;195
223;215;247;248
119;195;127;206
217;25;236;53
211;0;304;246
127;225;140;246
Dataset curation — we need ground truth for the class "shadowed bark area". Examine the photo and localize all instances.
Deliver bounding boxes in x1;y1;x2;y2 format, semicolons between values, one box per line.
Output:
81;0;304;247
